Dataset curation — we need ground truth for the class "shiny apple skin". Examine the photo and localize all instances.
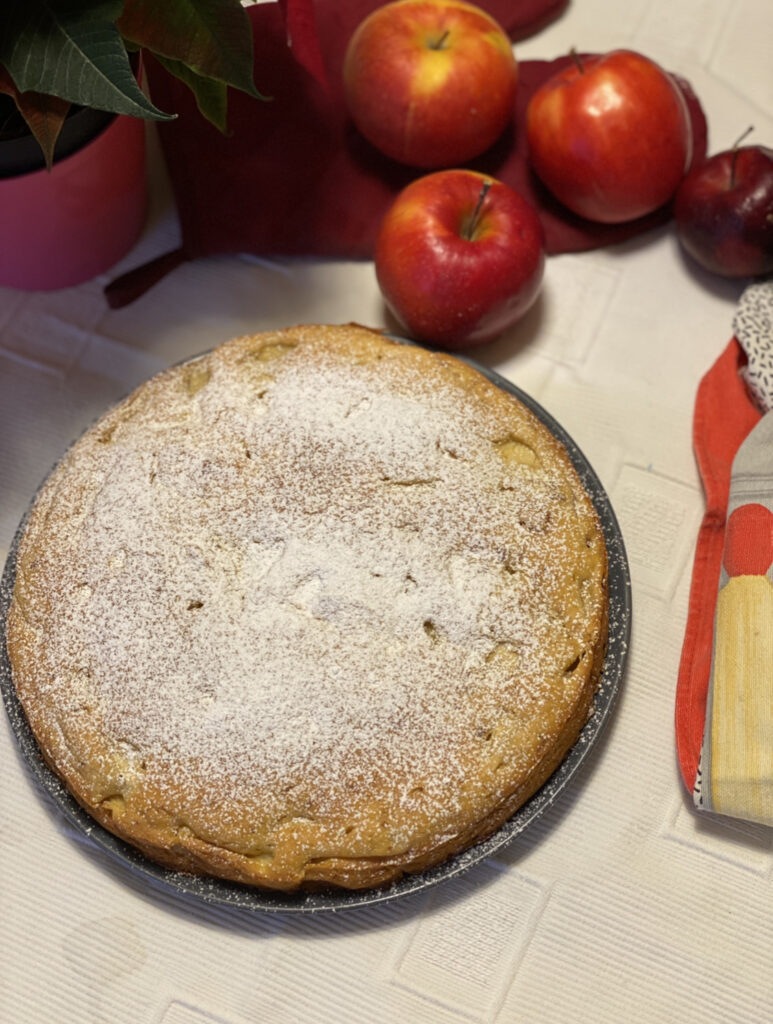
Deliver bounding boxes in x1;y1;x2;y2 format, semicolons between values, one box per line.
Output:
674;146;773;278
375;170;545;349
343;0;518;169
526;50;692;224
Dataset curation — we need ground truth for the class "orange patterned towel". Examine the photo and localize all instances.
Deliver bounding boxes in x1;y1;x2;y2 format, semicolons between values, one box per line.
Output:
678;283;773;824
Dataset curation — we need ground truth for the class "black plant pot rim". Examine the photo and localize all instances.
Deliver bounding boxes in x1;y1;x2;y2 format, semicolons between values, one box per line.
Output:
0;104;117;180
0;51;141;180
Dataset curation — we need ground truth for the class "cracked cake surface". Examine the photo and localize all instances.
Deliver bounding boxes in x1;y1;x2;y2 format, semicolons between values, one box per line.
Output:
8;324;608;890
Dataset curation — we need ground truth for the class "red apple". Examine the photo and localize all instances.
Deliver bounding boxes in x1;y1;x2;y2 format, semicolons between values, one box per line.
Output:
342;0;518;168
374;169;545;348
674;140;773;278
526;49;692;223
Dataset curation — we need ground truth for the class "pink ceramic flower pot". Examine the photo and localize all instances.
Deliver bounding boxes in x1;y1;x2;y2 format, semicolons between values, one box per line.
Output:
0;111;148;291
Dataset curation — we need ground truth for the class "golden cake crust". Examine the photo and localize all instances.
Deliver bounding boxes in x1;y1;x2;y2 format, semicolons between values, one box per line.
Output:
8;324;608;891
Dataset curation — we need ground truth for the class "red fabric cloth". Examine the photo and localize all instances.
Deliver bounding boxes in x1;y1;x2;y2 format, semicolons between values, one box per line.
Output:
675;340;761;792
107;0;707;306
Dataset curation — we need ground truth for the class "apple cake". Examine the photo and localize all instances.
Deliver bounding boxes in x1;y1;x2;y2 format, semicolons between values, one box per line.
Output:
7;323;608;891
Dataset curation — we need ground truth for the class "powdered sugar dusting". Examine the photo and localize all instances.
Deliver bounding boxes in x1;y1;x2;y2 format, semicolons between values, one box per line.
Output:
13;331;604;851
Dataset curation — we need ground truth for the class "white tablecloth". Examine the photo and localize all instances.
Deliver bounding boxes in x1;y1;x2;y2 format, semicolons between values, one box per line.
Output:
2;2;772;1022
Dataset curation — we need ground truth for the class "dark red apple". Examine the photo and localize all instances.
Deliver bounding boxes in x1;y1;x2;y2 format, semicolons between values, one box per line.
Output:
343;0;518;169
374;169;545;349
526;49;692;224
674;140;773;278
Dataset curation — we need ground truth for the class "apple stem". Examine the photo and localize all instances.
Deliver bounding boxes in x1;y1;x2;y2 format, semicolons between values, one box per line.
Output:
569;47;585;74
730;125;754;186
429;30;450;50
464;180;492;241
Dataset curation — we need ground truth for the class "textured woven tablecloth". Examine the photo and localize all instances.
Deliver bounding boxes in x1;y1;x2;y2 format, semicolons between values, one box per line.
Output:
1;2;772;1022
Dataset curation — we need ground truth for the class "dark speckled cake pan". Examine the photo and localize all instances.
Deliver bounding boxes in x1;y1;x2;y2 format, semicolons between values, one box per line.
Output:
0;347;631;913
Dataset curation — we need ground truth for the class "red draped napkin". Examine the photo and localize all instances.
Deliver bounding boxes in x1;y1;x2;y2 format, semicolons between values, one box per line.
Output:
676;340;762;794
106;0;707;307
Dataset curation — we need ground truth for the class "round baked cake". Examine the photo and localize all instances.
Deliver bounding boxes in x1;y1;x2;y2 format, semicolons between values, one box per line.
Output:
8;324;608;891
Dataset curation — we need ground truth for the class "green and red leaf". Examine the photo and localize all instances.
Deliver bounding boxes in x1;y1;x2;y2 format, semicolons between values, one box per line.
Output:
153;54;229;133
278;0;328;90
118;0;265;99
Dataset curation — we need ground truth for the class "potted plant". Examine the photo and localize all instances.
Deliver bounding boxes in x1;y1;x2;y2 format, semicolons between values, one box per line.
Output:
0;0;262;290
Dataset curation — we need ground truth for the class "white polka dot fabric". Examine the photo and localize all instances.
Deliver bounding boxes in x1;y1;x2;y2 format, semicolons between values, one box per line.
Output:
736;281;773;411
